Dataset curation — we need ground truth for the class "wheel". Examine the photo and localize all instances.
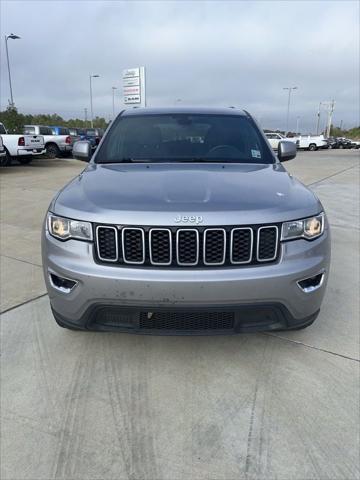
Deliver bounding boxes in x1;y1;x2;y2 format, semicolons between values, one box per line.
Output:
338;144;344;149
17;157;33;165
46;143;60;159
0;150;12;167
308;143;317;151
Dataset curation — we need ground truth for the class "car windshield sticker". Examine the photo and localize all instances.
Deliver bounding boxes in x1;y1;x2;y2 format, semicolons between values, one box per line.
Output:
251;149;261;158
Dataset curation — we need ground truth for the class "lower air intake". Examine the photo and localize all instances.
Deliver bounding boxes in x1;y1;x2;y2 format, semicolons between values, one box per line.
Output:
139;311;235;331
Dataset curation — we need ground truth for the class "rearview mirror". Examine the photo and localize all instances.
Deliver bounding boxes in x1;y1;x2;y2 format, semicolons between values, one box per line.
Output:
278;141;297;162
73;140;91;162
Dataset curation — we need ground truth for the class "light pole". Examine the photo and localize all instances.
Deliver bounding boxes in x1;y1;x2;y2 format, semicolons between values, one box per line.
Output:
89;74;100;127
112;87;117;119
296;116;300;134
316;102;323;135
5;33;21;108
283;86;298;134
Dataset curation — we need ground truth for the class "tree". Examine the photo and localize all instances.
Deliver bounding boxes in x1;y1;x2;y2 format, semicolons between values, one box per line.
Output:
0;106;25;132
0;107;110;132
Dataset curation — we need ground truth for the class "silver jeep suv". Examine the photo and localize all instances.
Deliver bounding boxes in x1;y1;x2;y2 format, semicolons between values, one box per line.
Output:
42;107;330;334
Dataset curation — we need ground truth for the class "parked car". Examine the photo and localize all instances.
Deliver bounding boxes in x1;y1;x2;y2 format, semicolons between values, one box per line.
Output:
265;132;298;150
68;127;85;145
292;135;328;151
326;137;340;149
0;135;6;160
49;126;74;157
0;122;45;167
42;107;330;334
23;125;73;158
335;138;350;149
83;128;104;150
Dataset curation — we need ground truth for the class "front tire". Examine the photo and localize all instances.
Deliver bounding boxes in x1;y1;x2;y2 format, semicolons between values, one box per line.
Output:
17;157;33;165
308;143;317;151
46;143;60;159
0;150;12;167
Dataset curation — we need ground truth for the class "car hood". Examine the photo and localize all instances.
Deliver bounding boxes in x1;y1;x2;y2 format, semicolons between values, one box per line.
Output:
52;162;322;225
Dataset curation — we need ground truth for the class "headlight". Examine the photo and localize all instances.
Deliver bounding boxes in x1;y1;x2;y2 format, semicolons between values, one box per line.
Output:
281;213;325;241
47;213;93;241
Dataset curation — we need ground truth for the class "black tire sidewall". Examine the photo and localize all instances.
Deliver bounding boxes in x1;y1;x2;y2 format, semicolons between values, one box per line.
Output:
46;144;60;158
0;150;12;167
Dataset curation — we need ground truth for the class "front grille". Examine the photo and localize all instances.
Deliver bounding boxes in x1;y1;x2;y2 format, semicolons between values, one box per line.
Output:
257;226;278;261
139;311;235;331
150;229;172;265
204;229;226;265
122;228;144;264
96;226;118;261
231;228;253;264
177;229;199;265
94;224;279;268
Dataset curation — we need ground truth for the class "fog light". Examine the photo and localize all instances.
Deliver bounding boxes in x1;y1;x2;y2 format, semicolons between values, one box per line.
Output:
49;273;77;293
297;272;324;293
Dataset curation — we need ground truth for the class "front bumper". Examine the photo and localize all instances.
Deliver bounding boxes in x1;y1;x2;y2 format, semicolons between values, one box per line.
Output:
42;225;331;333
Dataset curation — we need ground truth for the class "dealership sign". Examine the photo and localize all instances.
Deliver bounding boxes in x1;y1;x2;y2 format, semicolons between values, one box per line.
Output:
122;67;146;106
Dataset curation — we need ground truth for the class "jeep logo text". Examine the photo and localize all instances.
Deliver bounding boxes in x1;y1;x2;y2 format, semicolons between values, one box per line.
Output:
174;215;203;224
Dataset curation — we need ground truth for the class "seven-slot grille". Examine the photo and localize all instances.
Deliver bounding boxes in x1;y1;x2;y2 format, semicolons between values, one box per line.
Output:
95;225;279;267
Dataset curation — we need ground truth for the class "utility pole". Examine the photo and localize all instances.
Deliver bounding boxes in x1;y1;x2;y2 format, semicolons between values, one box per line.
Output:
316;102;322;135
89;74;100;128
340;119;343;130
84;108;88;126
326;99;335;138
5;33;21;108
112;86;117;120
283;86;298;134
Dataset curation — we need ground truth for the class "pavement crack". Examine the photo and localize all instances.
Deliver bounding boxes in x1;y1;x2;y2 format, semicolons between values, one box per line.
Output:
0;253;42;268
263;332;360;363
306;163;359;188
0;293;48;315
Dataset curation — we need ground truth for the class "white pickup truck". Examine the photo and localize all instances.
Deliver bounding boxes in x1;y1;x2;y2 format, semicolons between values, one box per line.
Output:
23;125;73;158
0;122;45;167
291;135;328;151
0;136;6;160
265;132;299;150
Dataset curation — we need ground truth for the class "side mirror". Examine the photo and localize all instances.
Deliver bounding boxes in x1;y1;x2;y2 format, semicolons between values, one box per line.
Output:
73;140;91;162
278;140;297;162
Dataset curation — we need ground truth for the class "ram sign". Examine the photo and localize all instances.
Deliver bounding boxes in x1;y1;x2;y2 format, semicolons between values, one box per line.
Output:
122;67;146;106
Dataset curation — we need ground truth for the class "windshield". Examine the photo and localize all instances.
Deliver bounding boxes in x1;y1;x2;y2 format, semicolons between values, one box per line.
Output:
95;114;274;164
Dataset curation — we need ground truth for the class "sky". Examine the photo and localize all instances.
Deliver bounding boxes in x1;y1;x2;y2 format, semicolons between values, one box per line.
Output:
0;0;359;133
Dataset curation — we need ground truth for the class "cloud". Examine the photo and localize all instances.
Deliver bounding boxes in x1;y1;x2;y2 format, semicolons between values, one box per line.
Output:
0;0;358;132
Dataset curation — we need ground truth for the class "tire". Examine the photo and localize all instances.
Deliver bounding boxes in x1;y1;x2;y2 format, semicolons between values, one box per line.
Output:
338;144;344;149
17;157;33;165
46;143;60;159
0;150;12;167
308;143;317;151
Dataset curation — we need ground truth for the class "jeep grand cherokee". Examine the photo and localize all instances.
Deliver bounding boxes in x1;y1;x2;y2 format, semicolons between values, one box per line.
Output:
42;107;330;333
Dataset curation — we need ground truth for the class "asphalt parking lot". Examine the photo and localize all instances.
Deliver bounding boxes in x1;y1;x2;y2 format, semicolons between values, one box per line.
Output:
1;150;359;480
